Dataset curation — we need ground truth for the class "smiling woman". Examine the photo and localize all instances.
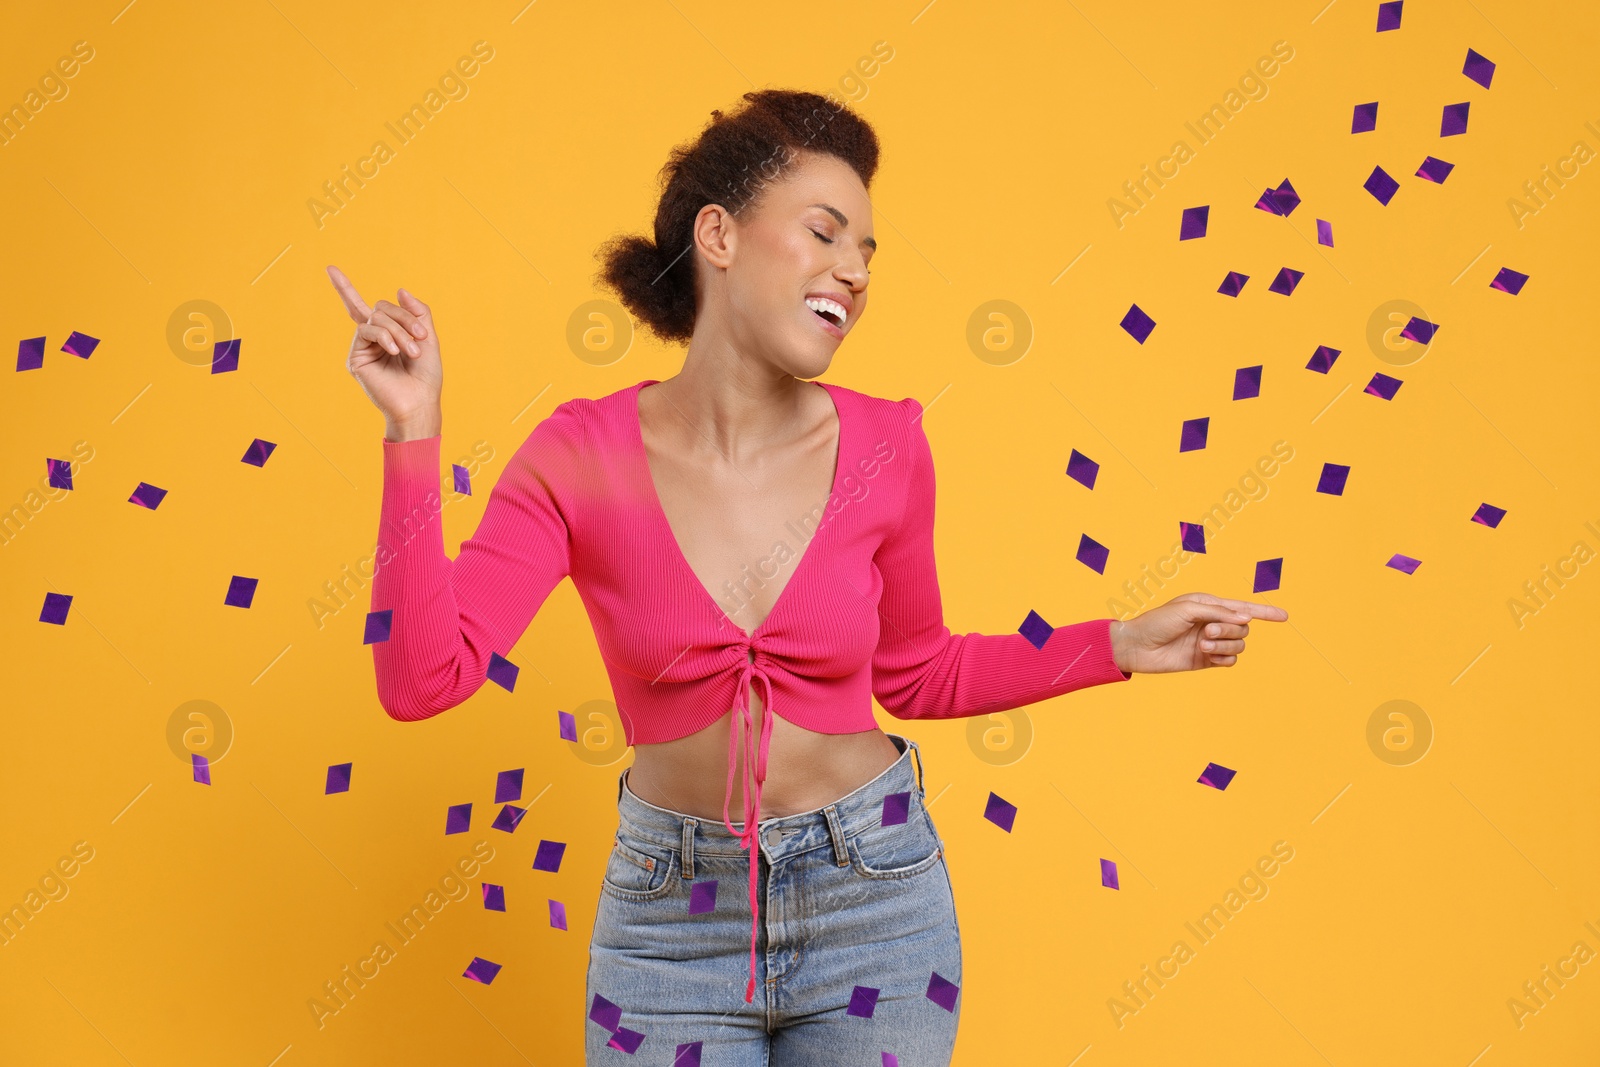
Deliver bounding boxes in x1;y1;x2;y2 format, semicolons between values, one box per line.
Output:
337;84;1284;1067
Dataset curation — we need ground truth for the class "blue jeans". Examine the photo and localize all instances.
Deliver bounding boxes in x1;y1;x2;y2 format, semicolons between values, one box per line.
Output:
585;734;963;1065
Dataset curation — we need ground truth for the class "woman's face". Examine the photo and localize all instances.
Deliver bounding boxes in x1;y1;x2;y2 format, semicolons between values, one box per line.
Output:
697;150;874;379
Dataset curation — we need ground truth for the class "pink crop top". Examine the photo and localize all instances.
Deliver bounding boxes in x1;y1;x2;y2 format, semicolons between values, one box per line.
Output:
370;378;1132;1003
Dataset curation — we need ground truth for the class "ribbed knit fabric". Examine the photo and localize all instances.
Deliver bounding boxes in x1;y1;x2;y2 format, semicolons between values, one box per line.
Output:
371;378;1133;1002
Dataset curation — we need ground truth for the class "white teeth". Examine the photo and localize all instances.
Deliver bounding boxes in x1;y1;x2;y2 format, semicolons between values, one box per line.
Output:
805;297;848;328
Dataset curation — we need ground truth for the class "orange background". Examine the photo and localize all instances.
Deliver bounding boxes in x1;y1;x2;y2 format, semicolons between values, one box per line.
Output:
2;1;1596;1064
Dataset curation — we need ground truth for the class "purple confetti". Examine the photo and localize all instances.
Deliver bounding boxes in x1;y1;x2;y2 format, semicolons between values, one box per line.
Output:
224;575;259;609
688;879;719;915
61;331;100;358
549;899;567;931
1306;345;1341;374
1376;1;1403;31
463;957;502;985
47;458;73;491
1179;417;1209;453
1076;534;1109;576
675;1043;704;1067
325;762;352;794
486;651;519;692
446;803;472;835
1218;271;1249;297
558;710;577;742
984;792;1017;833
39;592;72;625
1100;858;1120;890
1316;463;1351;496
532;839;566;873
363;609;393;644
1416;156;1455;183
589;994;622;1032
1120;304;1156;344
1268;267;1304;296
1364;165;1400;205
1316;219;1334;247
1463;47;1496;89
1400;317;1438;345
847;985;881;1018
882;792;911;827
211;338;240;374
1441;102;1470;137
1472;502;1507;528
483;883;506;911
1386;553;1423;575
1018;609;1054;651
495;768;524;804
1489;267;1529;295
1066;448;1099;490
193;753;211;785
1234;365;1263;400
1351;101;1378;134
1198;762;1237;790
1363;369;1401;398
927;972;961;1013
1253;558;1283;593
607;1027;645;1054
129;481;168;509
16;336;46;372
452;463;472;496
1365;373;1403;400
1179;205;1209;240
491;804;528;833
241;438;277;467
1180;521;1206;554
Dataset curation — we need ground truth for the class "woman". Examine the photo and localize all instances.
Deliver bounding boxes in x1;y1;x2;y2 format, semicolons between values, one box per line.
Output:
329;89;1285;1066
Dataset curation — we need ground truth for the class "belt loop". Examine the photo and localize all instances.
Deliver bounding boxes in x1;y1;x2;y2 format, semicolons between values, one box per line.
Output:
681;817;697;880
822;804;850;867
907;737;926;800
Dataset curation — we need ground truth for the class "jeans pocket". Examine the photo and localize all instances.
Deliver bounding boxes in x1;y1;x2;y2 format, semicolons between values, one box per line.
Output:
601;833;677;900
848;806;943;880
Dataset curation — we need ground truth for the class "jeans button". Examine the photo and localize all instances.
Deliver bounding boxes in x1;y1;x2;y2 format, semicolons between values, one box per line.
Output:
765;828;782;847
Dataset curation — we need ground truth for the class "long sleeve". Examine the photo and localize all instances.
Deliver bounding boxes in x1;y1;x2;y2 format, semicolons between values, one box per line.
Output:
871;397;1132;720
370;404;585;721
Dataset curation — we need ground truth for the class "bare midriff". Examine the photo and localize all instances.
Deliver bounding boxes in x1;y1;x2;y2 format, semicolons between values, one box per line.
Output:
627;377;903;821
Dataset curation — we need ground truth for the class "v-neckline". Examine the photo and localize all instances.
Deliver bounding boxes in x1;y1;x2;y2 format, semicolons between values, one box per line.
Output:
630;378;845;643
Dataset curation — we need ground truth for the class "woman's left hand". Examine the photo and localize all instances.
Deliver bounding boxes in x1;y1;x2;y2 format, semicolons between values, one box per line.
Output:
1109;592;1288;674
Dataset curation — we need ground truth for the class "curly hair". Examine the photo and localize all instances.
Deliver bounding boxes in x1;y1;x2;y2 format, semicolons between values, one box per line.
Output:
594;88;880;346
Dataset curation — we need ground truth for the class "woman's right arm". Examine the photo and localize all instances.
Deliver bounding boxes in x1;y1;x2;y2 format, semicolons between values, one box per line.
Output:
327;265;578;722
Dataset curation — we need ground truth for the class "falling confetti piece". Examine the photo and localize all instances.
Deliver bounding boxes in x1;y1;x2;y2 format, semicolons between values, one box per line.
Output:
1253;558;1283;593
927;972;961;1012
882;792;911;826
607;1027;645;1053
1234;366;1262;400
847;986;881;1018
1316;463;1351;496
16;337;46;372
325;762;352;794
1120;304;1156;344
1180;521;1207;554
363;609;392;644
1018;609;1054;650
242;439;277;466
1441;102;1470;137
483;883;506;911
1365;373;1403;400
1472;503;1507;528
1066;449;1100;490
590;994;622;1032
486;651;519;692
1316;219;1334;246
462;957;502;985
1376;1;1403;31
1179;205;1209;240
61;331;100;358
193;753;211;785
1364;166;1400;205
1306;346;1341;374
532;839;566;873
549;899;567;930
558;710;577;742
1351;101;1378;133
224;575;259;609
688;879;719;915
495;768;525;804
1179;417;1209;452
212;338;240;374
1198;762;1238;790
984;792;1017;833
1416;156;1455;183
1076;534;1110;575
445;803;472;835
1101;858;1120;890
1463;47;1496;89
491;804;528;833
1268;267;1304;296
129;482;168;509
452;463;472;496
47;458;73;491
1489;267;1529;294
1218;271;1249;297
39;592;72;625
1400;317;1438;345
1386;553;1423;574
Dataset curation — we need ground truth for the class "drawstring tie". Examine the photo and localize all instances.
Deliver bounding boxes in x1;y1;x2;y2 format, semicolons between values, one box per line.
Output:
722;650;775;1005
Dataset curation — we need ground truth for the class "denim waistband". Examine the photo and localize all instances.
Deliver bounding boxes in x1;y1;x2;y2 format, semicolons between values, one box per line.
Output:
614;733;927;869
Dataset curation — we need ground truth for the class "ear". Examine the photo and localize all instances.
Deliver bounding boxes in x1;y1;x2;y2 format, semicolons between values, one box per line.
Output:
693;203;737;270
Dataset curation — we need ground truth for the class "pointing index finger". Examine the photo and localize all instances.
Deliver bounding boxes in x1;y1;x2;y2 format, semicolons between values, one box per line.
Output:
1216;597;1289;622
326;265;374;325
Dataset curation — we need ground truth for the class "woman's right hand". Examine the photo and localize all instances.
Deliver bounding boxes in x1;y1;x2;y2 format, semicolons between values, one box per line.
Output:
327;264;444;440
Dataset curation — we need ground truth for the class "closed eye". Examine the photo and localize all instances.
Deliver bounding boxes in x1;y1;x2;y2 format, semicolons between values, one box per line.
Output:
810;229;833;244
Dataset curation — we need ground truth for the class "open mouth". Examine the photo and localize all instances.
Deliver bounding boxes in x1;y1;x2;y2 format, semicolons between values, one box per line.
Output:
805;296;848;330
